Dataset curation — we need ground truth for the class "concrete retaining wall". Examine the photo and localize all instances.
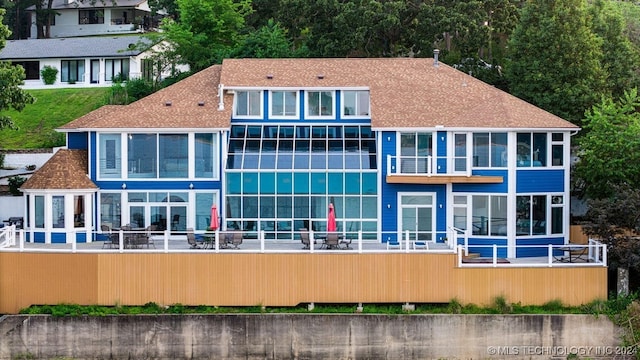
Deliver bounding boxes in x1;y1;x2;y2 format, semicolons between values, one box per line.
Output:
0;314;623;359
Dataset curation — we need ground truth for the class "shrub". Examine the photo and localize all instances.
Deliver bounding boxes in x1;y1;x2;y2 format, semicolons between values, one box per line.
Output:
0;153;5;169
125;78;154;101
40;66;58;85
8;176;26;196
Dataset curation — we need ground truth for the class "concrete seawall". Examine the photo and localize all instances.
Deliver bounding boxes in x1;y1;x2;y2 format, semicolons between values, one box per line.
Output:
0;314;623;359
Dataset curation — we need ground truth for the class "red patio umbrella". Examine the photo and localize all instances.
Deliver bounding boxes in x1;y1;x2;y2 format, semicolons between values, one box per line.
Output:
327;203;337;232
210;205;220;231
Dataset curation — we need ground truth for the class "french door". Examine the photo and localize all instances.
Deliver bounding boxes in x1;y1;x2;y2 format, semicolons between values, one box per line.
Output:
399;193;435;242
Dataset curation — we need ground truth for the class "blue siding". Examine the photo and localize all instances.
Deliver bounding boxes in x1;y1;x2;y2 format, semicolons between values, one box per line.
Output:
33;232;45;243
516;237;564;257
380;131;397;242
516;170;564;193
76;232;87;243
460;237;508;258
90;132;97;181
96;180;221;191
453;170;508;193
51;232;66;243
67;133;88;150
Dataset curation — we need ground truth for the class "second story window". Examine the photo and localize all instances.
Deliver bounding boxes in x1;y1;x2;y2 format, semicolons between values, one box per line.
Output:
517;132;547;167
306;91;334;118
234;90;262;118
342;90;369;116
270;90;297;118
79;10;104;24
473;132;507;168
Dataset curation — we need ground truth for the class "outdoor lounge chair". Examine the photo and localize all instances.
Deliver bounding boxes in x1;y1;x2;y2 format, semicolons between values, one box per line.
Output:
324;232;340;249
228;231;243;249
186;228;201;249
339;236;352;250
101;225;117;249
300;228;312;249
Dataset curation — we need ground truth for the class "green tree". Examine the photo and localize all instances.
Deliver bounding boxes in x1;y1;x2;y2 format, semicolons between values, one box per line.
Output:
232;19;308;58
588;0;640;100
160;0;251;71
573;89;640;200
0;8;34;130
505;0;606;125
582;184;640;295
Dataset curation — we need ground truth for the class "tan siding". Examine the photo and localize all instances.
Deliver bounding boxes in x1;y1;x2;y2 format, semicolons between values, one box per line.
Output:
0;253;606;314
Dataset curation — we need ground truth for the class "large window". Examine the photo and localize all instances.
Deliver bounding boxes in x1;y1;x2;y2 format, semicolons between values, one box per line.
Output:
517;133;547;167
516;194;564;236
235;90;262;118
473;132;507;167
100;193;122;229
226;124;377;239
79;10;104;24
105;58;130;81
342;90;369;116
100;132;218;180
306;91;334;117
35;195;45;228
399;132;432;174
471;195;507;236
12;61;39;80
270;91;297;118
99;134;121;178
61;60;85;83
159;134;188;178
128;134;157;178
52;196;64;228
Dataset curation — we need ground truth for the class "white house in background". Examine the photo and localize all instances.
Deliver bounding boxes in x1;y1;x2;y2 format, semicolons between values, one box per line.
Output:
0;36;183;89
26;0;160;39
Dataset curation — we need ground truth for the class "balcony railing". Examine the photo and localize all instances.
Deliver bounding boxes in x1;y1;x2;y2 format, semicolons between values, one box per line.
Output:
386;155;472;177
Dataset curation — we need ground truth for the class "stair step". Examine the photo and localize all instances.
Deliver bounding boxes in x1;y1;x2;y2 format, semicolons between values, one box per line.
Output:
463;253;481;259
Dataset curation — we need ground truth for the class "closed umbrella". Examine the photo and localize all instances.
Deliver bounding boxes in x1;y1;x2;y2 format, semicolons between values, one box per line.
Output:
210;205;220;231
327;203;337;232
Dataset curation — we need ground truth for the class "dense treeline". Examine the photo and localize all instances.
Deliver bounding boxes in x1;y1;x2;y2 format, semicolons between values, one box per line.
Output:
2;0;639;125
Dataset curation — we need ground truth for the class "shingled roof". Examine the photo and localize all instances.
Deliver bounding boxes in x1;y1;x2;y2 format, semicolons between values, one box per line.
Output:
220;58;578;130
0;36;148;60
60;58;578;132
60;65;230;131
21;149;97;190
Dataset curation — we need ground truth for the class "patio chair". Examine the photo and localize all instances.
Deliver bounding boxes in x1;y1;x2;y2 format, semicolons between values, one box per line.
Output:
228;231;243;249
412;240;429;250
186;228;201;249
145;224;159;249
299;228;312;249
387;239;401;250
324;232;340;250
101;225;116;249
339;235;352;250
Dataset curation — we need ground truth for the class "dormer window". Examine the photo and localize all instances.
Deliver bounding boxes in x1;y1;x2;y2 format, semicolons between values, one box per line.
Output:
306;91;334;118
270;90;298;118
234;90;262;118
342;90;370;117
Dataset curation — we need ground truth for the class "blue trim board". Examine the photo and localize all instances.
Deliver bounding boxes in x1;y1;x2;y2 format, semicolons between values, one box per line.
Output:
96;181;221;191
516;237;564;257
51;232;66;244
33;232;45;243
460;238;509;258
516;170;564;193
67;132;88;150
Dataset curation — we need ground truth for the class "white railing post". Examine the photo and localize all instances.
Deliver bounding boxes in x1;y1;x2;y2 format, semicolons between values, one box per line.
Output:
463;231;469;256
260;230;265;253
358;231;362;253
492;244;497;266
602;244;607;266
310;231;315;253
163;230;169;253
119;229;124;252
405;230;410;253
457;245;463;267
19;227;24;252
72;230;77;253
215;229;220;252
548;244;553;267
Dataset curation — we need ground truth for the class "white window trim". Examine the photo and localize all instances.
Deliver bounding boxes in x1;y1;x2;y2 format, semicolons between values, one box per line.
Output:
233;90;263;119
269;90;299;119
305;90;335;119
341;90;370;118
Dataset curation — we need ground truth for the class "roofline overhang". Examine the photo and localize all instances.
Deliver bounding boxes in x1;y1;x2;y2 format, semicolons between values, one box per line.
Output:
21;188;98;193
371;126;581;132
58;127;231;132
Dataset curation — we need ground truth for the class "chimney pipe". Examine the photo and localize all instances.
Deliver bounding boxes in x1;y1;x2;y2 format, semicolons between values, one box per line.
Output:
433;49;440;67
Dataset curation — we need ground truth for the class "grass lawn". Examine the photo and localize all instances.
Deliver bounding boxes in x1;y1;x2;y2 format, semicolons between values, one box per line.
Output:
0;87;110;150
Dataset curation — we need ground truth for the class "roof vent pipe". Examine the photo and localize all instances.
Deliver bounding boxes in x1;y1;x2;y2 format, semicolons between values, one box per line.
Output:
433;49;439;67
217;83;224;111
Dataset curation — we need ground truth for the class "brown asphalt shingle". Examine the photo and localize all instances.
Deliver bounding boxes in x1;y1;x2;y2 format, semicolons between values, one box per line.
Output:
61;58;578;132
21;149;97;190
61;65;231;130
220;58;578;130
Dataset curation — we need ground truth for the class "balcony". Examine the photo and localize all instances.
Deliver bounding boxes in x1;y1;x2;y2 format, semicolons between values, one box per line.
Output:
386;155;503;184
